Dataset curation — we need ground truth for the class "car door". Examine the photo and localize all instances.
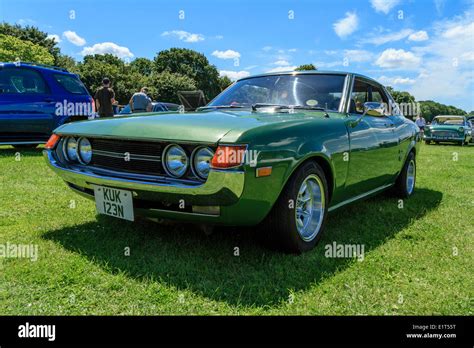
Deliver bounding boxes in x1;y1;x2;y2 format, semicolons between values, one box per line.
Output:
344;78;400;196
0;66;55;143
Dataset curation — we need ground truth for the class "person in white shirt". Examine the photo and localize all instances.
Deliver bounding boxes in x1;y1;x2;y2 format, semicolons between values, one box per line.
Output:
415;115;426;131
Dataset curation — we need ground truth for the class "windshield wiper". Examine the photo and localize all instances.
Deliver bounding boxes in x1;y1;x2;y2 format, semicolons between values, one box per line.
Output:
197;105;246;111
251;103;327;112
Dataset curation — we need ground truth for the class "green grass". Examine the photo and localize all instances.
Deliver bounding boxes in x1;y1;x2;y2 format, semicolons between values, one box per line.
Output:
0;143;473;315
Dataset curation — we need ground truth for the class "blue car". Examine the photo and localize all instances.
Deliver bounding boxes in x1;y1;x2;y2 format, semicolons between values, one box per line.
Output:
0;62;93;148
116;102;181;116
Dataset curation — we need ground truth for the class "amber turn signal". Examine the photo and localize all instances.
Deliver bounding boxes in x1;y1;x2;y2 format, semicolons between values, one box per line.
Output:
256;166;272;177
45;134;60;149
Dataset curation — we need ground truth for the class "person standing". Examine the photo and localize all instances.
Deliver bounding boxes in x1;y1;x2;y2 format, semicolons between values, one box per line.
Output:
129;87;152;113
94;78;116;117
415;114;426;132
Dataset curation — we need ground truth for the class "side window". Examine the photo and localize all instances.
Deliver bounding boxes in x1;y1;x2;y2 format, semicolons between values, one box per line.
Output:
0;68;49;94
350;79;389;115
54;74;88;94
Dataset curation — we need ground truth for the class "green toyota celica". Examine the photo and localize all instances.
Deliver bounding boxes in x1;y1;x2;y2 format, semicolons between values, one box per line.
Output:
44;71;420;253
423;115;472;145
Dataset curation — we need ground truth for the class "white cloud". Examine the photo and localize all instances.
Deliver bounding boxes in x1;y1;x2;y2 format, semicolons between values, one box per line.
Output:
408;30;429;41
313;61;341;68
212;50;240;59
333;12;359;38
47;34;61;43
81;42;134;59
407;10;474;111
375;48;421;69
370;0;401;14
434;0;446;15
273;59;291;66
288;48;297;52
219;70;250;80
343;49;373;62
63;31;86;46
461;51;474;61
442;21;474;39
266;66;297;73
244;65;258;70
361;28;414;45
161;30;204;43
378;75;416;85
262;46;273;52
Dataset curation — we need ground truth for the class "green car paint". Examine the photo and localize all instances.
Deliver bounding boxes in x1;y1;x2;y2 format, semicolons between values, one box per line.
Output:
44;71;421;229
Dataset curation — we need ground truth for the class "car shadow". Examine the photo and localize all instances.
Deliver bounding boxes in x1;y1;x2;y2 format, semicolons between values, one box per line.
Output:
43;188;442;307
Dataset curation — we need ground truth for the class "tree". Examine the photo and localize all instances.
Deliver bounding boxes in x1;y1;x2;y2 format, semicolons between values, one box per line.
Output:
218;75;233;91
130;58;154;76
77;54;130;104
386;86;416;104
295;64;317;71
0;22;60;62
154;48;221;100
55;54;78;73
147;71;197;104
418;100;466;122
0;34;54;65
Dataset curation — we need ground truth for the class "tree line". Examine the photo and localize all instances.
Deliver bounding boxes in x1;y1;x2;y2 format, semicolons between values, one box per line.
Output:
0;22;472;118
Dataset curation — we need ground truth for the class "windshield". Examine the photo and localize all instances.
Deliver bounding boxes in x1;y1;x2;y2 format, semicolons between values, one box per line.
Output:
209;74;347;111
432;117;465;125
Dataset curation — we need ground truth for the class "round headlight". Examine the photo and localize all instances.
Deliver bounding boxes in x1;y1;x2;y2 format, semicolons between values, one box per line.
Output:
192;147;214;180
64;137;78;162
78;137;92;164
163;145;188;178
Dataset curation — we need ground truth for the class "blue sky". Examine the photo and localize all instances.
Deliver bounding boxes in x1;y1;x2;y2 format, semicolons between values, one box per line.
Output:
1;0;473;111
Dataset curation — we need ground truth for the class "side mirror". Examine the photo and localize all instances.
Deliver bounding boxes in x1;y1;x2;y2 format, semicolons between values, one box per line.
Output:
350;102;386;127
363;102;385;117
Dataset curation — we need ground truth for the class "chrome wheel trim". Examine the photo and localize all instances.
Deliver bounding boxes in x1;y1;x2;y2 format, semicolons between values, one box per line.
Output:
406;159;416;195
295;174;325;242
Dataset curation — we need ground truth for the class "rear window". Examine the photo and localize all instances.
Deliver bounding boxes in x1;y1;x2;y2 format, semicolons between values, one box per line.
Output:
54;74;88;94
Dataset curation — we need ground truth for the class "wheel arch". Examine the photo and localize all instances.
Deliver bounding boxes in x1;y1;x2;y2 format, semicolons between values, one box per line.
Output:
283;154;335;203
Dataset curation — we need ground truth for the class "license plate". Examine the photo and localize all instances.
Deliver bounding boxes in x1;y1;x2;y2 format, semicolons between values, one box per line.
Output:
93;186;134;221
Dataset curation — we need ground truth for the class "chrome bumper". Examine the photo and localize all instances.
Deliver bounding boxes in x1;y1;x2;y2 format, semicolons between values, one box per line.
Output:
43;150;245;205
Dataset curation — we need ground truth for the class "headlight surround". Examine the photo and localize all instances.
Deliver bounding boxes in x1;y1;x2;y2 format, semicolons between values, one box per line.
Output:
63;137;78;162
78;137;92;164
192;147;214;180
163;144;189;178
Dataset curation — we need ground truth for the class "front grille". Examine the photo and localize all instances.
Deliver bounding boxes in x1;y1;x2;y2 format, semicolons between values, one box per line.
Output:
432;130;459;137
89;138;165;175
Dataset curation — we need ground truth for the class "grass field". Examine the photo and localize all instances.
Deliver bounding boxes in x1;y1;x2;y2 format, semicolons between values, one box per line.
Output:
0;143;472;315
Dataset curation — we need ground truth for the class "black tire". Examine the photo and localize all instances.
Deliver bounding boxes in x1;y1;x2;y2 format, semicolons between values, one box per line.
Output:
393;152;416;198
12;144;38;149
263;161;329;254
424;140;431;145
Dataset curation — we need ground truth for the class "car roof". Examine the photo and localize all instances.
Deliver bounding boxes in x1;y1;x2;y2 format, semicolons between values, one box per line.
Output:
434;115;465;119
0;62;72;75
236;70;381;85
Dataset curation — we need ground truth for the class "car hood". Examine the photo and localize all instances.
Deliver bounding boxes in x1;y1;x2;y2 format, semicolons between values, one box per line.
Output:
54;109;339;144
